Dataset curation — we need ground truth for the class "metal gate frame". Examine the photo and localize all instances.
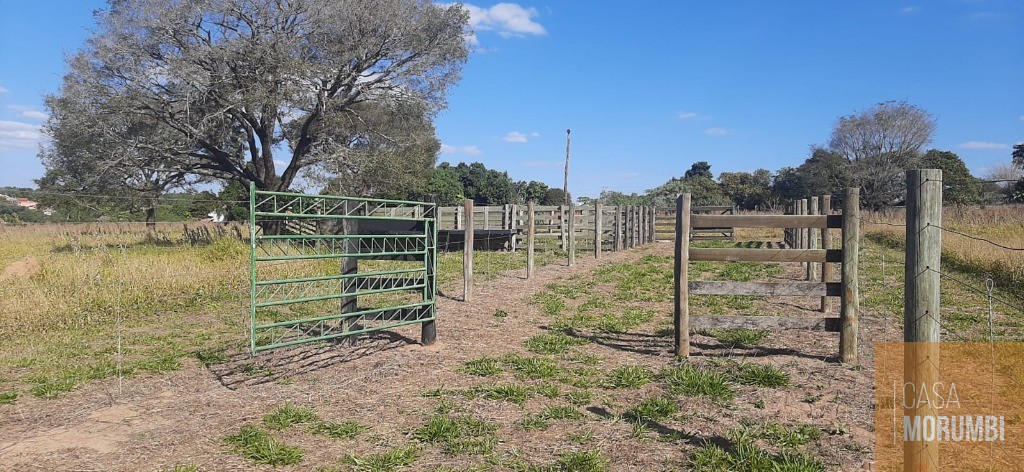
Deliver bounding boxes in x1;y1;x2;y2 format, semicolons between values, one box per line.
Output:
248;184;437;354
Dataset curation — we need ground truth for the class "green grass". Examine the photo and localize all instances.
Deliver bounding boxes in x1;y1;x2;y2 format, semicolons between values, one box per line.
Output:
753;422;823;448
564;390;593;406
412;414;499;456
501;354;561;379
0;391;18;405
341;445;420;472
690;427;824;472
554;449;609;472
735;363;790;388
469;384;532;405
459;357;504;377
224;426;303;466
29;378;76;399
662;365;734;402
308;420;369;440
525;331;587;355
601;365;652;389
263;404;318;430
626;397;677;422
701;328;769;348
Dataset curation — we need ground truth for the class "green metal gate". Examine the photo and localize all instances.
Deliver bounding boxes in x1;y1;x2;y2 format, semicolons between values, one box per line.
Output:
248;185;437;354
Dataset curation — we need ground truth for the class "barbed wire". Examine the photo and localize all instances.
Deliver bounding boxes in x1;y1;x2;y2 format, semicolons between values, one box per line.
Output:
929;223;1024;251
925;267;1024;316
856;216;906;227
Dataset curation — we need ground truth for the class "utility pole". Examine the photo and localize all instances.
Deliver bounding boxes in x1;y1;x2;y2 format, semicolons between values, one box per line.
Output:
563;129;571;205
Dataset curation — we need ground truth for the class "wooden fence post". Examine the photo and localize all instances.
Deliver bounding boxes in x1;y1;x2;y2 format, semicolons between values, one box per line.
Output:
622;206;630;249
674;194;692;357
840;188;859;363
595;203;602;259
559;205;567;251
527;201;535;279
568;202;576;266
614;205;622;251
903;169;942;471
463;199;474;302
799;199;808;272
808;196;819;281
639;206;646;246
650;206;657;242
820;194;833;312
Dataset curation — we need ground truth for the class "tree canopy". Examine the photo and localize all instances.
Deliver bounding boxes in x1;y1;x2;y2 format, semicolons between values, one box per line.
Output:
41;0;469;194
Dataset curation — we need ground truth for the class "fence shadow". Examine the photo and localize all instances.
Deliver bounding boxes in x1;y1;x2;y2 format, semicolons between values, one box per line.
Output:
205;330;417;390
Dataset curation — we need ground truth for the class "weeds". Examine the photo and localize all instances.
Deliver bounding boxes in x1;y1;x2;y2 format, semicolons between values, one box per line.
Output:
342;446;420;472
412;414;499;456
663;365;734;402
602;365;652;389
459;357;504;377
0;391;18;405
525;331;587;355
626;397;677;422
735;363;790;388
263;404;318;430
224;426;303;466
308;420;369;440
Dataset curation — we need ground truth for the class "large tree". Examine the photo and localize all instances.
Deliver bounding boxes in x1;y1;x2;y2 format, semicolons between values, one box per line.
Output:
718;169;772;210
918;149;982;205
828;101;936;209
43;0;469;194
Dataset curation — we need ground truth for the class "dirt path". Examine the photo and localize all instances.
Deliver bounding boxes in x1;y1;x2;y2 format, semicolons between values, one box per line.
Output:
0;243;880;471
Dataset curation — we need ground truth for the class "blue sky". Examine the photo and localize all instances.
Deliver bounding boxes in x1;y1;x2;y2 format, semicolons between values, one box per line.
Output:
1;1;1021;198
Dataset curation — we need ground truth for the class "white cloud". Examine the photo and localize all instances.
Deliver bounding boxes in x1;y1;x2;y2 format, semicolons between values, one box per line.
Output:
0;120;43;152
0;86;8;94
440;143;483;156
958;141;1008;150
503;131;528;143
677;111;699;120
1019;115;1024;121
530;132;540;137
704;127;732;136
902;6;920;14
20;110;48;121
522;160;560;167
462;3;546;38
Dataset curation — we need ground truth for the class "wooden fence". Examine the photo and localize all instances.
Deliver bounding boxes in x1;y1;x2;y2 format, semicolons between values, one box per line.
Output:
655;205;736;241
673;190;860;363
434;204;657;253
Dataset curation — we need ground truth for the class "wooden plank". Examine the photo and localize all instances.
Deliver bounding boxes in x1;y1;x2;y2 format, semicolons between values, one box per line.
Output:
691;315;840;332
674;194;691;357
594;203;602;259
691;214;842;229
689;248;841;263
688;281;842;297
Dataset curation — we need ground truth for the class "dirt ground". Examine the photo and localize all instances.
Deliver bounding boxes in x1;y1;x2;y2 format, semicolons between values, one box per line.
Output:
0;242;881;471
